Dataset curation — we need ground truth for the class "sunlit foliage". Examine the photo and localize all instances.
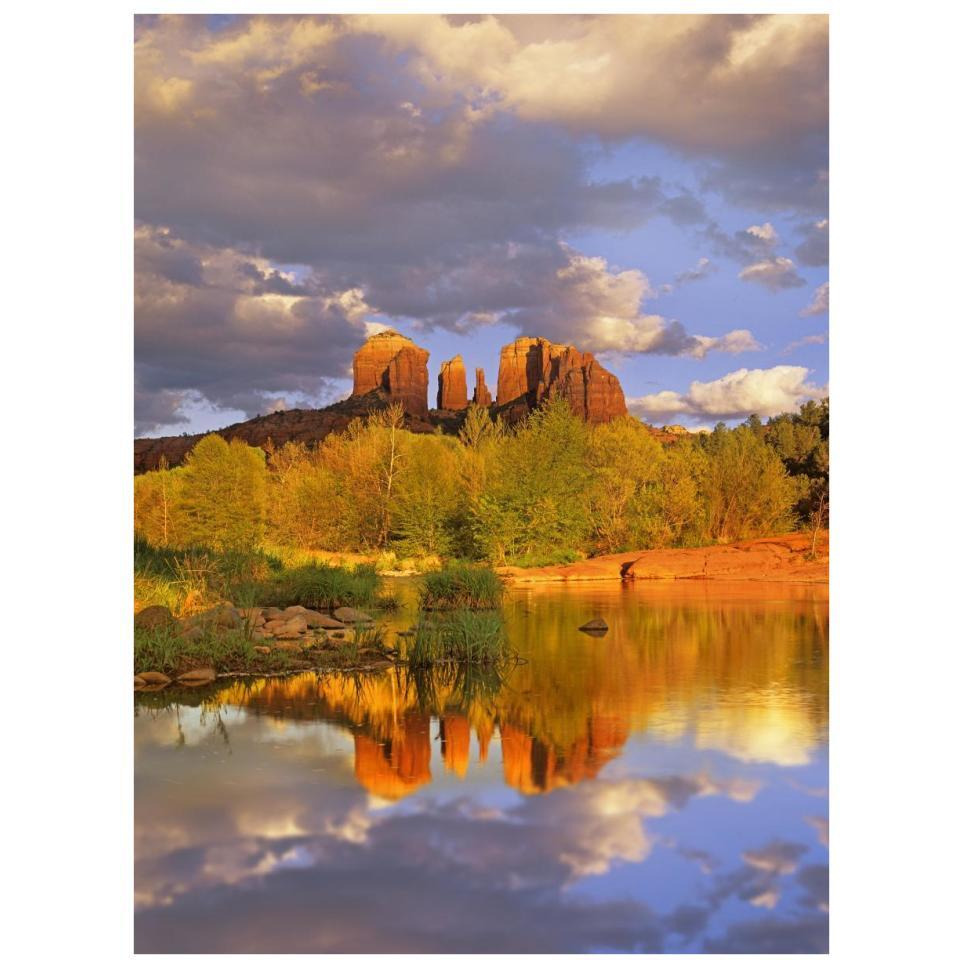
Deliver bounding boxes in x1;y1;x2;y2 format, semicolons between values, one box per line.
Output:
135;398;828;562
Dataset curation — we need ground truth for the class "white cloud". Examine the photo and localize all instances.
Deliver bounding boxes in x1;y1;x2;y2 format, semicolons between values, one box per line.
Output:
747;222;778;245
800;282;829;316
512;248;760;359
629;365;827;424
738;256;805;291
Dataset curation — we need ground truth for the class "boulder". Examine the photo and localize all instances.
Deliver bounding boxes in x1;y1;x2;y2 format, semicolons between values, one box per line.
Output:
178;667;216;683
578;618;609;634
307;612;345;629
333;607;373;623
438;355;468;410
275;615;308;638
135;671;172;685
134;676;146;689
135;605;175;630
253;645;272;655
263;607;284;620
279;605;310;619
208;604;242;627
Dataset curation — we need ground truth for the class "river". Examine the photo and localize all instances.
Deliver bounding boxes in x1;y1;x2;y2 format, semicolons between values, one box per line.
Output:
134;580;828;953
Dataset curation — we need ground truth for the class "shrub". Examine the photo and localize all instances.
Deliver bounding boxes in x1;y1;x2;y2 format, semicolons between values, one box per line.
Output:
419;563;504;610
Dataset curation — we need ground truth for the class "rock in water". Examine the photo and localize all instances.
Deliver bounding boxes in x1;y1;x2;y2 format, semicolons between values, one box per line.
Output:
495;336;627;424
178;667;216;683
135;671;172;685
438;355;469;410
352;329;429;418
334;607;373;623
578;618;609;634
473;367;493;406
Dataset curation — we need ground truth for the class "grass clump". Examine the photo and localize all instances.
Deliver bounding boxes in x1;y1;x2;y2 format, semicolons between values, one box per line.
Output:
134;623;257;675
419;563;505;611
260;561;380;610
397;611;509;666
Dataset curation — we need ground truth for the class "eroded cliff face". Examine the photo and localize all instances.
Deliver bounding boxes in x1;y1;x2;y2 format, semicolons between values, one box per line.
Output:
495;336;627;424
473;368;493;406
437;355;468;410
353;329;430;418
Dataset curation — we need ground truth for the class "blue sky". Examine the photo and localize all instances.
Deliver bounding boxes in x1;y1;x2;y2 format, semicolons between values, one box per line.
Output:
134;14;828;435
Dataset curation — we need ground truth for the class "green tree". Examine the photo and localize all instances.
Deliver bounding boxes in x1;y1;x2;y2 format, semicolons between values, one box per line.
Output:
178;435;267;550
700;424;797;541
471;399;591;564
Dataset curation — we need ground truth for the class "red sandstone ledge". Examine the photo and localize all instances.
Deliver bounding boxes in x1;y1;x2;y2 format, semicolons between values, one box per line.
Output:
497;532;829;584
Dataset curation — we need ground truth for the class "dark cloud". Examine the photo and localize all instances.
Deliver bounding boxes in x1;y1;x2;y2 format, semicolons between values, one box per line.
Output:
795;218;830;266
134;226;367;434
134;14;825;428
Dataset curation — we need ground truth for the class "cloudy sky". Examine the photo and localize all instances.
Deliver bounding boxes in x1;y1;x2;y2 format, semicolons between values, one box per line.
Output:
134;13;828;436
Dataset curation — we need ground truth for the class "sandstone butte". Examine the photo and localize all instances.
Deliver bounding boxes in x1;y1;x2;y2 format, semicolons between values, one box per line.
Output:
134;331;630;472
497;532;829;584
437;355;468;410
495;336;628;424
353;329;430;419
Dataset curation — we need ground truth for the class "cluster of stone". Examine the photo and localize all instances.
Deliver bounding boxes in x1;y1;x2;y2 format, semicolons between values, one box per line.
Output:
133;602;375;690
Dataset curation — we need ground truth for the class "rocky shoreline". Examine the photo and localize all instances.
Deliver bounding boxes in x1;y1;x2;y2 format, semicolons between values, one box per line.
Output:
134;602;393;690
498;532;829;584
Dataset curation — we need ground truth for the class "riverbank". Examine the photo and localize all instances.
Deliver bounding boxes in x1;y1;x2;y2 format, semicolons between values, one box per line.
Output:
134;603;396;689
497;531;828;584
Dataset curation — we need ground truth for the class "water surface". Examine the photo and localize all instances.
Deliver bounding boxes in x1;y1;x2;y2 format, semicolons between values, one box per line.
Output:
135;580;828;953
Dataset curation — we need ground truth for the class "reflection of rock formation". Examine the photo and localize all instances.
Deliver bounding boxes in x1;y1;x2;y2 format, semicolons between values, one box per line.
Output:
500;715;629;794
353;713;432;800
440;714;472;778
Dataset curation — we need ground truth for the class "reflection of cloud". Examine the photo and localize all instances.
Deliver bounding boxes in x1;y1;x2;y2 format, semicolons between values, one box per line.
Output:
696;699;822;766
806;815;829;847
742;840;808;875
704;914;828;953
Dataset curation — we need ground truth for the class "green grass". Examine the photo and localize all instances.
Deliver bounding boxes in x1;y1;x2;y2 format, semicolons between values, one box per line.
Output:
258;561;380;610
506;547;582;568
396;611;509;666
135;538;385;616
134;623;258;675
418;563;505;610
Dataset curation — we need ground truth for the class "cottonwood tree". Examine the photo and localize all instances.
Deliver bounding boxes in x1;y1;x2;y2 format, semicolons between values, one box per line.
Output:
178;434;267;550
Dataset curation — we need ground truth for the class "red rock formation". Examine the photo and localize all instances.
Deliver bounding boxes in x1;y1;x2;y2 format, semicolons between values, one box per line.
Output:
495;336;627;424
473;367;492;406
437;355;468;411
353;329;429;418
